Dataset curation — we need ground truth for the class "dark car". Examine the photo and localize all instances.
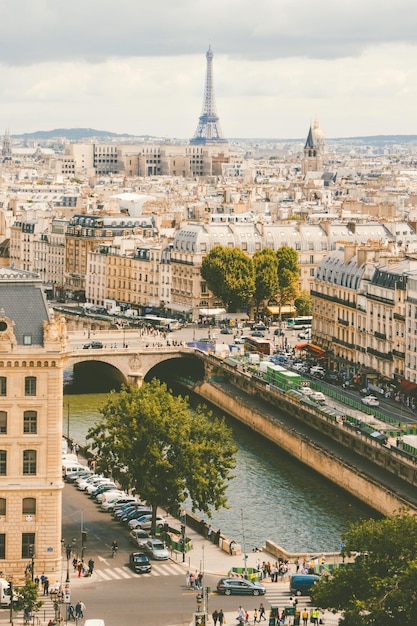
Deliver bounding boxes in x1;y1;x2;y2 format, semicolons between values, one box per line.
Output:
220;327;233;335
129;552;152;574
83;341;103;349
274;328;285;336
216;578;266;596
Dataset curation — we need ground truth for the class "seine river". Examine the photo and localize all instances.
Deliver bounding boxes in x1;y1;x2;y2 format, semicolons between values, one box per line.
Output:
63;392;380;554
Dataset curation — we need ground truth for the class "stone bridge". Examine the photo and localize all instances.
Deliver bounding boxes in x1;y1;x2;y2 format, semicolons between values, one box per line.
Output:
66;345;205;388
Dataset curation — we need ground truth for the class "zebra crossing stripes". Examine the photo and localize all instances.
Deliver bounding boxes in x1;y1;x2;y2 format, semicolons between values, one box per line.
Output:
93;560;185;582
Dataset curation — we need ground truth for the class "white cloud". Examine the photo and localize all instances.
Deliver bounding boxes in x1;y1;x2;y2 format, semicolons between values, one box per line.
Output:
0;1;417;137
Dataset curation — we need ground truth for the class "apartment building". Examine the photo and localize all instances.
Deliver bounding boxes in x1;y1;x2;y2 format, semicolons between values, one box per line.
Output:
312;243;417;386
0;268;66;577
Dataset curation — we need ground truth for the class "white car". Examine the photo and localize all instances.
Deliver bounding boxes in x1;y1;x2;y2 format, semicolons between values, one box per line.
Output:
128;514;166;530
84;478;114;494
299;386;314;396
310;391;326;403
362;395;380;407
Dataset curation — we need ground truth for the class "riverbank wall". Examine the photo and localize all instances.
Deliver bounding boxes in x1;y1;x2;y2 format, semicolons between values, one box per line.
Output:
194;378;417;517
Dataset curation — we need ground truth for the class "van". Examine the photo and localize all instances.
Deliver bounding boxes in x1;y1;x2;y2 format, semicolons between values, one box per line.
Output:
84;620;105;626
290;574;320;596
0;578;11;606
63;464;87;479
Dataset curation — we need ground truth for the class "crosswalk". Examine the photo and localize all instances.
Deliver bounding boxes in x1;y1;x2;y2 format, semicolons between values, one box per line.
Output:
91;559;186;582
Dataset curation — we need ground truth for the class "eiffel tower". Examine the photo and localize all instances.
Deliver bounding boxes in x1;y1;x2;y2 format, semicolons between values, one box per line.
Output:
190;47;228;145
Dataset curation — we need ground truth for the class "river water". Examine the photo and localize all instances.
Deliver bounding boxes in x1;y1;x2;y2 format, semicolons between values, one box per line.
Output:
64;392;379;554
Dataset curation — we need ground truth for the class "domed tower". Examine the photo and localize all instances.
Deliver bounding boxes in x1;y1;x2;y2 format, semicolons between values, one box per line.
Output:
302;118;324;175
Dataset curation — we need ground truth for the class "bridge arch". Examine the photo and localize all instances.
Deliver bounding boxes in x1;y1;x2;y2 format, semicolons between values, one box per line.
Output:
65;347;206;393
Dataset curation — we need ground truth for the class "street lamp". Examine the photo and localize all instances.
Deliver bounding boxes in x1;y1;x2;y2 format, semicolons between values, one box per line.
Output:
29;544;35;582
65;538;77;583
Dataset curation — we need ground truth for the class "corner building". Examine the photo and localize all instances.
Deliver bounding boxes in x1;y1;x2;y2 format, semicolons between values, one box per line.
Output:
0;268;66;578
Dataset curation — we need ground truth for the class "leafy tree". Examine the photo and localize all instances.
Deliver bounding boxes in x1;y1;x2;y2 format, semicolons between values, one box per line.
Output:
275;246;299;315
312;511;417;626
294;290;312;316
252;248;278;319
201;246;254;311
87;379;237;532
12;578;43;617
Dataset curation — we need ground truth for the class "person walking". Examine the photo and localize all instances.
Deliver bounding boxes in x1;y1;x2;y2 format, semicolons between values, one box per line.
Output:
212;609;219;626
43;577;49;595
302;608;309;626
253;609;259;624
218;609;224;626
88;559;94;576
258;603;266;621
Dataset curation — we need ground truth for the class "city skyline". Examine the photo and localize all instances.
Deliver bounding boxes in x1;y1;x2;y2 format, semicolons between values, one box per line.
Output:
1;1;417;140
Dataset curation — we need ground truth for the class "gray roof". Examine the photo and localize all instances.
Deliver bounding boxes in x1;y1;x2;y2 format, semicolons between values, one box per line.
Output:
0;269;50;345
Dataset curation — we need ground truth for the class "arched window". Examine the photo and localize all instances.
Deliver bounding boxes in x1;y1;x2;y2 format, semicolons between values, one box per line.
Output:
22;498;36;515
23;450;37;475
23;411;37;434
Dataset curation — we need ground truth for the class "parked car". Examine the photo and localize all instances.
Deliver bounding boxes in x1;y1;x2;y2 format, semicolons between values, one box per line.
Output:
253;323;267;331
143;539;169;560
129;514;165;530
129;529;150;547
310;391;326;404
216;578;266;596
83;341;103;349
362;395;380;407
299;386;314;396
298;329;311;340
234;337;245;344
274;328;285;336
251;331;265;338
220;327;233;335
129;552;152;574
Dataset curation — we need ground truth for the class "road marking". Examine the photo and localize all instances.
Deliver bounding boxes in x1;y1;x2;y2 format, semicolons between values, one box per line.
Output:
114;566;131;579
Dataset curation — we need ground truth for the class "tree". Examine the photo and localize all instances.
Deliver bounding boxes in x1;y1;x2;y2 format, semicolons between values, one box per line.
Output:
312;511;417;626
13;579;43;618
201;246;255;312
252;248;278;319
87;379;237;532
275;246;299;314
294;290;312;316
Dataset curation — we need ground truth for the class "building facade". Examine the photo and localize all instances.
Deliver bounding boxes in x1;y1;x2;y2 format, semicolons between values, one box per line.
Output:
0;268;66;578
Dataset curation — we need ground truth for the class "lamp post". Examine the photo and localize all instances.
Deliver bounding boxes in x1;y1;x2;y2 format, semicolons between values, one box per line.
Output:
65;538;76;583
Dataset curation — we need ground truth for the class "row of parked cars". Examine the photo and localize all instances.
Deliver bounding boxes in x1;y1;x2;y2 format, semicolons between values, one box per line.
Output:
64;461;170;572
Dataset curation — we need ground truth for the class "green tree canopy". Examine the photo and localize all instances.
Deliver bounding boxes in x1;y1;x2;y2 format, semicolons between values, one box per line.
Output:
294;290;312;316
87;380;237;530
312;511;417;626
275;246;299;311
252;248;279;318
201;245;255;312
13;579;43;615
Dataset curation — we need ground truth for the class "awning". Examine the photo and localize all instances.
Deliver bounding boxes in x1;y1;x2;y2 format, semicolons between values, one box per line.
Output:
266;305;297;316
399;380;417;392
295;343;325;357
199;308;226;316
225;312;249;320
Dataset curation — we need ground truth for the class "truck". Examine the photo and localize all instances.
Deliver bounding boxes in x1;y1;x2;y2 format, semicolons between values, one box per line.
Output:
0;578;11;606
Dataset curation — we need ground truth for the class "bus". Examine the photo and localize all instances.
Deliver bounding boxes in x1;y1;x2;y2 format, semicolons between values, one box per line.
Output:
244;336;272;355
143;315;181;331
286;316;312;330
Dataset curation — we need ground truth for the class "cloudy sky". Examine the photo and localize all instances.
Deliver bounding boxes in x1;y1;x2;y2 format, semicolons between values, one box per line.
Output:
1;0;417;139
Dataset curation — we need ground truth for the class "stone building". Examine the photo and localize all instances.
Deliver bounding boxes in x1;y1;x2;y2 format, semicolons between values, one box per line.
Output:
0;268;66;578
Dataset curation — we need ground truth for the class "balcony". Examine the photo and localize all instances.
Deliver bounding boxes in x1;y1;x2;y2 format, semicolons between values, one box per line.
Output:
392;349;405;359
367;346;393;361
331;336;356;349
374;331;387;340
337;318;349;326
393;312;405;321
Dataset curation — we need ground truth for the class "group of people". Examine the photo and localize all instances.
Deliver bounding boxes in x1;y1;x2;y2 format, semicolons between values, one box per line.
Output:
185;569;203;589
66;600;86;621
256;559;290;582
212;604;267;625
72;557;95;577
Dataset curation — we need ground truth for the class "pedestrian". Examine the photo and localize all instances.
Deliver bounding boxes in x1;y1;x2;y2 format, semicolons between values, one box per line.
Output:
259;603;266;621
189;572;195;590
212;609;219;626
77;560;84;578
88;559;94;575
295;557;300;573
253;609;259;624
185;570;190;588
68;605;75;621
197;571;203;589
218;609;224;626
237;606;245;622
43;577;49;595
245;610;249;624
302;608;309;626
208;525;213;541
72;557;78;572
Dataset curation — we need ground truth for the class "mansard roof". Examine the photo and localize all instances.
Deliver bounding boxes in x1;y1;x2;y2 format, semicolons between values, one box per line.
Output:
315;247;367;290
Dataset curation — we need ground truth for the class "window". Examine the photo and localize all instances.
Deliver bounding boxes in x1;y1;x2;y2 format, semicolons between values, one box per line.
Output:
0;377;6;396
0;534;4;559
25;377;37;396
0;498;5;515
0;411;6;434
23;335;32;345
23;450;37;475
0;451;6;475
22;498;36;515
23;411;37;434
22;533;35;558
